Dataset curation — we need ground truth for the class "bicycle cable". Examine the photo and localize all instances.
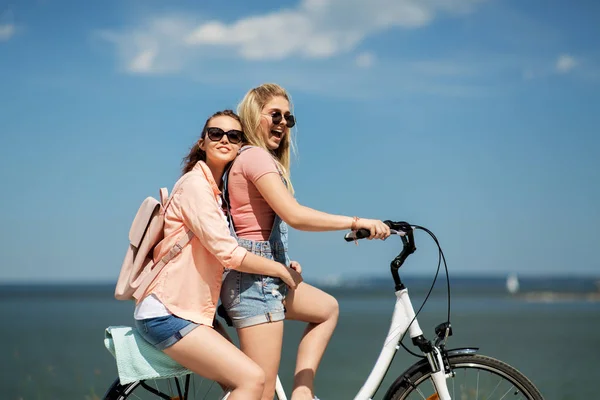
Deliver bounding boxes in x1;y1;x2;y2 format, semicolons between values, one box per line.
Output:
396;225;451;359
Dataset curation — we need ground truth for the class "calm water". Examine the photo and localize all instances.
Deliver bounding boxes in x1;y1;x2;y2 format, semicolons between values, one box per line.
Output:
1;280;599;399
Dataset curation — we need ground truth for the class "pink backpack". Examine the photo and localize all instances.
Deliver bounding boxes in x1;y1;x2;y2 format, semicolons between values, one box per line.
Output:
114;181;194;301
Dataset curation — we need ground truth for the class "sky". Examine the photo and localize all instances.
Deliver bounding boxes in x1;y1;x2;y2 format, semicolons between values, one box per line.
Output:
0;0;599;284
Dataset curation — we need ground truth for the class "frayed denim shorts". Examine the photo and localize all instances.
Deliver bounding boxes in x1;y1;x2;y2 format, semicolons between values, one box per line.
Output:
135;314;199;350
220;239;288;329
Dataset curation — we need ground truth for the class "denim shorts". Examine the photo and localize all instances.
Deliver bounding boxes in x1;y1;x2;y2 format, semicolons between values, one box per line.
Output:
135;314;200;350
221;272;287;328
220;239;288;328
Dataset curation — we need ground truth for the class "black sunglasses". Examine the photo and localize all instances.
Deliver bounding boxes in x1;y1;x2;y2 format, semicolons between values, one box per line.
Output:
205;127;244;144
269;111;296;128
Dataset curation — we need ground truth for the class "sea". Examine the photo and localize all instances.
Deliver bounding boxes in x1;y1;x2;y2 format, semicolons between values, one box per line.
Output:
1;275;599;400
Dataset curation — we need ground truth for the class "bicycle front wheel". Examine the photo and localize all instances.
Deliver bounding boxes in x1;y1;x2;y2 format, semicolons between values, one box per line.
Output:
103;374;230;399
387;354;543;400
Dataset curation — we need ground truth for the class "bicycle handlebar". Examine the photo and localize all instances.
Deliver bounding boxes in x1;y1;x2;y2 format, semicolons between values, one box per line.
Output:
344;220;417;289
343;220;413;242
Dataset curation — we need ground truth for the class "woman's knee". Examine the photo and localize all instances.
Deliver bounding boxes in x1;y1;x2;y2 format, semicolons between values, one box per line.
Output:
323;293;339;322
237;362;266;392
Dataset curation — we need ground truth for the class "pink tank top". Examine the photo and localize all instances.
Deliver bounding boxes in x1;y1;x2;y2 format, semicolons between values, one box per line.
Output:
228;147;280;240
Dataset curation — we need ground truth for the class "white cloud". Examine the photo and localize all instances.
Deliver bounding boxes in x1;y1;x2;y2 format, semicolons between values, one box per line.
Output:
355;52;375;68
101;0;485;74
555;54;577;73
129;49;158;73
0;23;15;41
97;15;195;75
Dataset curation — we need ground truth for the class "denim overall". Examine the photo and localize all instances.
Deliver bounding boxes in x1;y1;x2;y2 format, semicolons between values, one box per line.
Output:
219;146;291;329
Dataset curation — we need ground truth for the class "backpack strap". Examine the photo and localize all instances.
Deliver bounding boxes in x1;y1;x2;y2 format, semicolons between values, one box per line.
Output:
162;171;201;211
223;144;258;226
157;171;203;257
159;188;169;207
131;173;201;301
222;159;237;231
131;230;195;300
155;230;195;268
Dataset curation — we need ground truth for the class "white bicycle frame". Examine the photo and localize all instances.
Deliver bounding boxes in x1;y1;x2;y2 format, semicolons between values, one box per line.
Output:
353;288;450;400
266;288;451;400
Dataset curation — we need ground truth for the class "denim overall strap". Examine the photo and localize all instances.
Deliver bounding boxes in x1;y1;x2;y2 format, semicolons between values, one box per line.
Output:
222;145;254;241
222;146;290;266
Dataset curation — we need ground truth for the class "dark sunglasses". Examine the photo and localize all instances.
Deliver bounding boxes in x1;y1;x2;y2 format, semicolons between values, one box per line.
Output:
205;127;244;144
269;111;296;128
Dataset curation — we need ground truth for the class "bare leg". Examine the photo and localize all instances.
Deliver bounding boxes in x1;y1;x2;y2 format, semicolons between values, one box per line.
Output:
214;319;233;343
237;320;284;400
163;324;265;400
285;282;339;400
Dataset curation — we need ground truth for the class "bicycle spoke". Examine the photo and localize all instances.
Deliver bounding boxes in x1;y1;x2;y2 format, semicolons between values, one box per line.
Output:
140;381;172;399
391;355;542;400
452;367;518;400
104;370;241;398
414;383;427;399
130;386;143;400
183;375;190;400
499;385;517;400
174;377;183;399
476;369;480;399
452;375;455;400
486;375;503;399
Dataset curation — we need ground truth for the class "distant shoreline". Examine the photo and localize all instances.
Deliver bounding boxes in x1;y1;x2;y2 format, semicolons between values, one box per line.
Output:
2;276;600;304
516;291;600;303
2;273;600;286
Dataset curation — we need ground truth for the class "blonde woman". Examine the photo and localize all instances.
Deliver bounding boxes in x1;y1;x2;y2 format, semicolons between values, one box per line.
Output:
220;84;390;400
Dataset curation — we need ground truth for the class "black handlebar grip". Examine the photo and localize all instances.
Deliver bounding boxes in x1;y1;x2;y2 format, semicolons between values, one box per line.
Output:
355;228;371;239
344;228;371;242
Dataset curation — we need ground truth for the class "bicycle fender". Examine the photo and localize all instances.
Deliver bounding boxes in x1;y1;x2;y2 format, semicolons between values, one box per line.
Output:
382;347;479;400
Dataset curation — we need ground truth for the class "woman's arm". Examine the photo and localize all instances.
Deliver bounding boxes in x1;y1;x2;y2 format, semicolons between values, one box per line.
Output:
254;173;389;238
178;174;302;288
254;173;351;231
237;252;303;289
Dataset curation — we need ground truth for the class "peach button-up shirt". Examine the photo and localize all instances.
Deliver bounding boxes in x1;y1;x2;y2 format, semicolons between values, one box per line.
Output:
145;161;247;326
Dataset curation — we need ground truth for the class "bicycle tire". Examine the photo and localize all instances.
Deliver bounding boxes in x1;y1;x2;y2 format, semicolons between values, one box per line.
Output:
103;374;231;399
385;354;543;400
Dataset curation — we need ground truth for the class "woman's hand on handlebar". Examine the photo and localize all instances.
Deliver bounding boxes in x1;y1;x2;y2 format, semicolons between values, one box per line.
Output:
355;218;391;240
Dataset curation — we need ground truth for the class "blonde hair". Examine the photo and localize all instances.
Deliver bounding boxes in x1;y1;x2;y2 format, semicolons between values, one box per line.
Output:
237;83;296;193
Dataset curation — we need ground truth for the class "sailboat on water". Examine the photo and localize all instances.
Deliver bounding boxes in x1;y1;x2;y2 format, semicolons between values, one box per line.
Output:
506;273;520;294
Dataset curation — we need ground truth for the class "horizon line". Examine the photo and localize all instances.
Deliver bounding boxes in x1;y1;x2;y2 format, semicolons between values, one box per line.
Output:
2;272;600;286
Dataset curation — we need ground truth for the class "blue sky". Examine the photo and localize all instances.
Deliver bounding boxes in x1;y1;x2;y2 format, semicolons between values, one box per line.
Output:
1;0;598;284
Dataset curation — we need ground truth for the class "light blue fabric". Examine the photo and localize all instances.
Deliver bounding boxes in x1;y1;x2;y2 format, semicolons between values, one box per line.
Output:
104;325;191;384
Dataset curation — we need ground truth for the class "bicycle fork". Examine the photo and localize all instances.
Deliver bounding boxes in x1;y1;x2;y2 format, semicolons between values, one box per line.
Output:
423;346;452;400
403;297;453;400
354;289;454;400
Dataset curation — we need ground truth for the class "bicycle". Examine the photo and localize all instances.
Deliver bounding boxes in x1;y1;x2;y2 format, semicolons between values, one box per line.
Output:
103;221;544;399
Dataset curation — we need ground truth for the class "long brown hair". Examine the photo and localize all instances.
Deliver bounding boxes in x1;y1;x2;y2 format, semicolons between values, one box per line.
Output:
237;83;296;193
181;109;242;175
